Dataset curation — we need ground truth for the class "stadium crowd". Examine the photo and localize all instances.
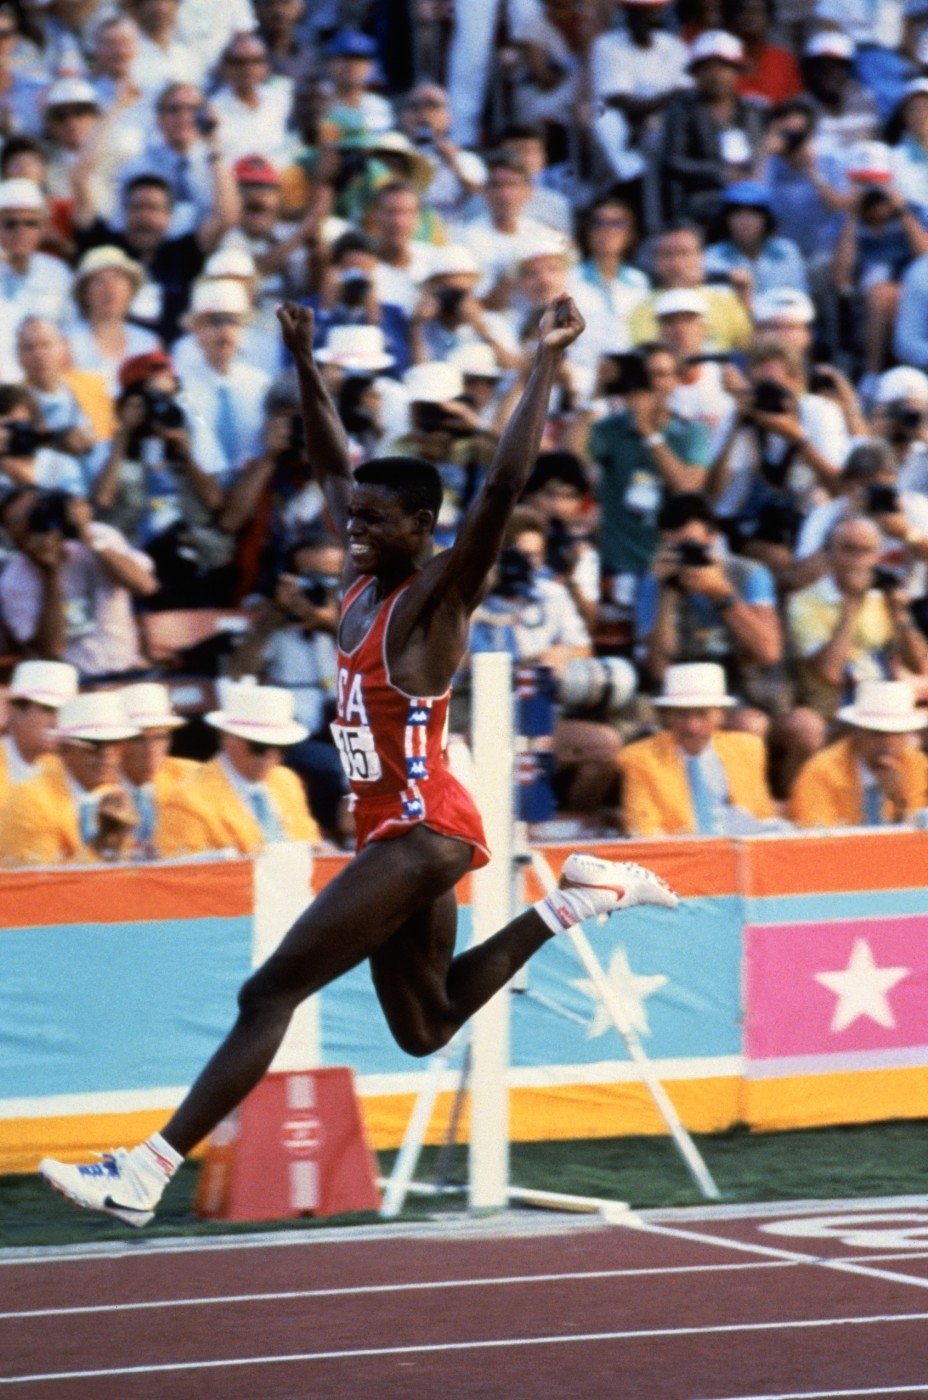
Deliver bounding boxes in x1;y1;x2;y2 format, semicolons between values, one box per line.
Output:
3;0;928;860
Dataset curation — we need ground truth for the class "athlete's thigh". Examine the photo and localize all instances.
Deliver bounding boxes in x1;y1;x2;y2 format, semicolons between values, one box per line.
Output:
368;889;460;1045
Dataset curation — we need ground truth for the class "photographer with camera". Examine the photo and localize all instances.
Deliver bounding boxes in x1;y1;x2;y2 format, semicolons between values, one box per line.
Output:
787;514;928;722
410;244;520;373
0;385;87;499
88;349;232;606
637;491;784;713
398;83;487;220
227;527;349;841
312;229;411;377
867;366;928;491
0;486;156;679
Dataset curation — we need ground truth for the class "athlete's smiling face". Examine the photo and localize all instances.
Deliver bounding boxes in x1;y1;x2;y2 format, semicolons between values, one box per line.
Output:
346;484;431;574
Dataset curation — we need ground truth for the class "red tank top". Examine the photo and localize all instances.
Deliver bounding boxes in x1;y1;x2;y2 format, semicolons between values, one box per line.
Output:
331;574;452;810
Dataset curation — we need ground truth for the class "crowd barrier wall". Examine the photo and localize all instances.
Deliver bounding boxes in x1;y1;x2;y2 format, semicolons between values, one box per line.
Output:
2;831;927;1172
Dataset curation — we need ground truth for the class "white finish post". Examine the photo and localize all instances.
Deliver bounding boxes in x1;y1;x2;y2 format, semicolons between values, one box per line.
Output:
252;841;319;1072
469;651;514;1211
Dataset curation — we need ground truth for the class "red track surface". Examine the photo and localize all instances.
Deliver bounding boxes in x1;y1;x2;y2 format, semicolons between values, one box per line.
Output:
3;1199;928;1399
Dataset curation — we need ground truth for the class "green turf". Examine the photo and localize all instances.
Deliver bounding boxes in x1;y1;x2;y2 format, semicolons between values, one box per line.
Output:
4;1120;928;1249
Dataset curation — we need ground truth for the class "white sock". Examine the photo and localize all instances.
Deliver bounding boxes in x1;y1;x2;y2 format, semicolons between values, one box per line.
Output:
138;1133;184;1180
534;888;600;934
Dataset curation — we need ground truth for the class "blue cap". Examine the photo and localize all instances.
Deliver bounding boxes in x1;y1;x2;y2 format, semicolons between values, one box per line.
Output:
723;181;771;210
325;29;379;59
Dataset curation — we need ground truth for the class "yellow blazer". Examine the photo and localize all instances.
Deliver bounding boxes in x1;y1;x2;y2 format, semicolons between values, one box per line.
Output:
157;756;318;857
0;763;100;866
0;742;62;808
789;736;928;828
618;729;776;836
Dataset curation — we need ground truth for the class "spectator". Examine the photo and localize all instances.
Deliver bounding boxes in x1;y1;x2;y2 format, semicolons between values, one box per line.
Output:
872;365;928;491
124;0;204;98
0;659;78;800
800;30;879;160
14;317;111;451
454;153;559;308
888;78;928;218
498;122;573;236
635;491;784;709
227;529;348;839
0;178;72;380
587;342;713;595
0;3;47;137
172;246;280;378
0;690;140;866
88;349;231;607
40;77;102;207
223;154;324;327
567;195;650;356
506;0;589;140
211;30;294;167
397;82;487;220
723;0;802;105
617;661;778;836
173;0;257;76
119;681;198;858
158;678;319;855
117;82;219;239
66;245;160;397
655;288;736;438
704;181;809;296
448;341;508;433
890;229;928;373
520;449;600;631
310;228;411;377
658;31;766;228
786;514;928;720
320;28;392;143
0;384;86;496
254;0;318;84
369;180;435;318
631;222;753;353
790;679;928;827
410;242;519;370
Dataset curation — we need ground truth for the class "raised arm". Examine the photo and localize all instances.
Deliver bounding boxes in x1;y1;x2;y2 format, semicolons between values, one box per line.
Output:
277;303;354;542
437;294;585;609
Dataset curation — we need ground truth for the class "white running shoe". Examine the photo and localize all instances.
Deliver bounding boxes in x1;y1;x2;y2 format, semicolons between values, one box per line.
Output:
539;853;679;931
39;1146;167;1228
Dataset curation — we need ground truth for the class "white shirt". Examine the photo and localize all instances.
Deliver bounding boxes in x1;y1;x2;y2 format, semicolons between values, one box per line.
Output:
669;363;736;440
590;28;690;103
455;214;567;298
796;490;928;598
0;254;73;379
180;357;272;472
714;393;851;518
211;79;295;166
64;321;161;400
373;243;436;316
129;28;205;96
2;734;38;786
177;0;257;71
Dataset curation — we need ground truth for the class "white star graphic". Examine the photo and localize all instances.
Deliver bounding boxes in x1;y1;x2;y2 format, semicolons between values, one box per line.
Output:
570;945;668;1040
814;937;910;1034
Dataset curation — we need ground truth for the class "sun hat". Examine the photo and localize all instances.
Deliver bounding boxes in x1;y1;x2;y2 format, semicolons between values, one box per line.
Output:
120;682;186;731
315;324;395;372
203;247;258;280
404;360;465;404
55;692;140;743
516;235;572;268
422;243;481;280
875;365;928;406
9;660;78;708
654;288;709;318
187;278;251;320
688;30;745;69
74;245;145;294
653;662;736;709
448;342;504;379
752;288;816;325
206;678;308;746
0;178;44;212
837;680;927;733
366;131;435;192
44;76;99;110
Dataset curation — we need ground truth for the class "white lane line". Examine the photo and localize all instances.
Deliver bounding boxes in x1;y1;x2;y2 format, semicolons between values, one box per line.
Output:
0;1258;799;1321
703;1386;928;1399
3;1311;928;1386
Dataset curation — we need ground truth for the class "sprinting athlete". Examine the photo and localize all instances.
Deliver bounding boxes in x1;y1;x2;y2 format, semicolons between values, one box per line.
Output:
39;296;678;1226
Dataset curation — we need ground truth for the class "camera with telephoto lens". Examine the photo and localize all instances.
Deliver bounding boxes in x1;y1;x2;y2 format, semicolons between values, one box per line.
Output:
143;390;185;432
435;286;466;318
872;564;906;592
602;350;651;398
27;489;77;538
4;421;49;457
493;545;535;599
297;571;340;606
887;404;924;435
557;656;637;718
751;379;793;415
866;483;899;514
674;539;712;568
412;401;473;438
339;271;371;309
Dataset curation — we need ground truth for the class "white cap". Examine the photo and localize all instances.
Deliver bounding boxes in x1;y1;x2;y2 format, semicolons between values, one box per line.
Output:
120;681;185;731
846;139;893;184
753;287;816;325
875;365;928;406
9;660;78;708
423;243;480;280
188;279;252;319
804;30;856;61
688;30;745;69
404;360;464;404
837;680;927;733
206;677;308;746
0;179;44;212
315;324;394;372
44;76;99;109
653;662;736;709
203;247;258;280
654;288;708;318
903;77;928;103
516;235;572;269
448;342;504;379
55;692;140;742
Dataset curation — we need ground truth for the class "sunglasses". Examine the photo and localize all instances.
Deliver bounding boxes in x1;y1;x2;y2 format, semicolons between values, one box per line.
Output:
0;217;40;230
244;739;278;755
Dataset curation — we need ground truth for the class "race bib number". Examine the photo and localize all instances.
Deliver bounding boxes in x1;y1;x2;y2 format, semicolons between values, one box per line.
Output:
331;723;383;783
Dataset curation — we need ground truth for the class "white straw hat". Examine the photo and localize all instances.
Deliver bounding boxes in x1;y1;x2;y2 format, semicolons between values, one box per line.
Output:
753;287;815;326
403;360;464;404
448;342;504;379
206;678;308;746
653;662;736;709
187;278;252;320
0;178;44;212
55;692;140;742
875;365;928;406
837;680;927;733
315;324;394;372
654;288;709;319
74;244;145;294
688;30;745;69
9;660;78;708
423;243;480;280
120;681;186;731
203;247;258;280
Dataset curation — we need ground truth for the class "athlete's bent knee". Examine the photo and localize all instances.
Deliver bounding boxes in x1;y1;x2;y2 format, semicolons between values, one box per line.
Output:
237;964;298;1020
391;1020;454;1058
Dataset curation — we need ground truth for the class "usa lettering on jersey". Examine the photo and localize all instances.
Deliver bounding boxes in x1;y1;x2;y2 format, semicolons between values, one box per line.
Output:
337;668;369;725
